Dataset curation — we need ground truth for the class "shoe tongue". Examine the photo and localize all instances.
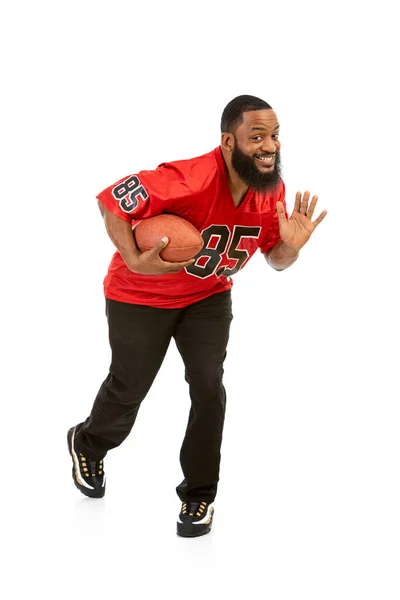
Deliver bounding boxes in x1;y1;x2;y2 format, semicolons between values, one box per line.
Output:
90;460;101;476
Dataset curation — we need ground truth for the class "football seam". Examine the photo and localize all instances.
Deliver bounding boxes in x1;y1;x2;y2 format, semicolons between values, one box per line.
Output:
145;214;202;239
166;215;202;238
139;243;202;251
134;215;203;252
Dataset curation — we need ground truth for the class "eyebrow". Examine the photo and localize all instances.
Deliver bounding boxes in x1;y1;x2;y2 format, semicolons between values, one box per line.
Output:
249;124;280;132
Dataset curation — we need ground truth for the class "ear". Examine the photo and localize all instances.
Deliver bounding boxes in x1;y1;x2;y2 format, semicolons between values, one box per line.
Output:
221;132;234;152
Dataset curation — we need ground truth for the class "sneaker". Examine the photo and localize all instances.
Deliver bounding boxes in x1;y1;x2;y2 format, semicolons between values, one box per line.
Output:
177;501;215;537
67;426;106;498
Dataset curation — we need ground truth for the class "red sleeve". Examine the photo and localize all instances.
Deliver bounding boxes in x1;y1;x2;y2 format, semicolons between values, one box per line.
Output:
96;168;172;223
258;180;289;253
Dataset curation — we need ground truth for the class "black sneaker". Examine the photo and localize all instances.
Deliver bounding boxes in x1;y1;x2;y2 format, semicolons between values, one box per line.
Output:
177;501;215;537
67;426;106;498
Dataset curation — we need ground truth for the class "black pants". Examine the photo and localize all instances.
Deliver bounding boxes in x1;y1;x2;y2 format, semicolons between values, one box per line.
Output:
74;290;233;503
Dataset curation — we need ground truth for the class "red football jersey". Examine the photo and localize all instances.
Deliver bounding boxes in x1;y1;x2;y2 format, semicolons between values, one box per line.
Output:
97;146;287;308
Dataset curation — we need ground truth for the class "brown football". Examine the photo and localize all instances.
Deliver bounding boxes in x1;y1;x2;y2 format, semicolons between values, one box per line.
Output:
133;214;204;262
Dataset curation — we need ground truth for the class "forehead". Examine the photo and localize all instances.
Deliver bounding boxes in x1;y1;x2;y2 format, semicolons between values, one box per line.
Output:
237;109;279;134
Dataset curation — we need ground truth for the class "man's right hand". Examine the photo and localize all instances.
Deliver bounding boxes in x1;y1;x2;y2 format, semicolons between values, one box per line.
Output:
127;237;195;275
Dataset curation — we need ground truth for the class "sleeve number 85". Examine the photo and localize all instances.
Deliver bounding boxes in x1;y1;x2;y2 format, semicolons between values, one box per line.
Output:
112;176;149;213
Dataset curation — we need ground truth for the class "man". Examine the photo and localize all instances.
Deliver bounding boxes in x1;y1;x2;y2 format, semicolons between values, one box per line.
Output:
67;95;327;538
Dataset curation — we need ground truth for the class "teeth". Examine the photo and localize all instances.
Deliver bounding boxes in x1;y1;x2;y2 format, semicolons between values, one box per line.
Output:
256;155;274;161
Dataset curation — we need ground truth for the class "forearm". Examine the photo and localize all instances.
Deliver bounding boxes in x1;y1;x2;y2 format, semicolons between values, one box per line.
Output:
264;241;299;271
100;202;140;269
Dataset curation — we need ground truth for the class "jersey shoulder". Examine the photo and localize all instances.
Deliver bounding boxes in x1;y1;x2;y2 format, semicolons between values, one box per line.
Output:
138;148;219;199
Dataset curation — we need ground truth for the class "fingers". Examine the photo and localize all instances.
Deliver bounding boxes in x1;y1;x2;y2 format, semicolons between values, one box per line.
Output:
162;258;195;271
293;191;302;213
154;238;195;271
296;192;323;221
276;201;287;225
152;237;169;255
306;195;319;219
312;209;328;227
300;191;310;215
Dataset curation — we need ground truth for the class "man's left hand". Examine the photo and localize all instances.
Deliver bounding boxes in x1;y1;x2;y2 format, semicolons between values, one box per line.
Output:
276;191;327;251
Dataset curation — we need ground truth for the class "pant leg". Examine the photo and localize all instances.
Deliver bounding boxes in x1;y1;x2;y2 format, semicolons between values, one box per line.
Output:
74;298;179;459
173;291;233;503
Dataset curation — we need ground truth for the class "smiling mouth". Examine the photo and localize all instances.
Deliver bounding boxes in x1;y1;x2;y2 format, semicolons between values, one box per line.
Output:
255;154;275;167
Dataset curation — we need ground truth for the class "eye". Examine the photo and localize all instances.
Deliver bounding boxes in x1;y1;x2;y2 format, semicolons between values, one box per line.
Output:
272;134;279;140
251;136;263;141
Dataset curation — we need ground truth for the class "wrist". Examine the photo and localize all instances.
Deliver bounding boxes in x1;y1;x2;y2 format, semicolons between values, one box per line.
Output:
265;240;299;271
279;241;300;257
122;251;141;273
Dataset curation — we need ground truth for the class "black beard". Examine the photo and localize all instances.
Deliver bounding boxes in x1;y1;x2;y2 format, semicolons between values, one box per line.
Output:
231;141;282;192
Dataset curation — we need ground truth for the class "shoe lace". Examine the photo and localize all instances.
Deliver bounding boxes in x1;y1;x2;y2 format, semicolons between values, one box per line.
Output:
181;501;208;517
79;453;104;477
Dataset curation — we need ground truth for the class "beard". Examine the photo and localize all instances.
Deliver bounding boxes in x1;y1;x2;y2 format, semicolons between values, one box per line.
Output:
231;139;282;192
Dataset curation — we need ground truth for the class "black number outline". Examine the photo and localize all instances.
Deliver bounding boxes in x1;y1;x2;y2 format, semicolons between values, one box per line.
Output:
185;225;230;279
112;176;149;214
216;225;261;277
185;224;261;279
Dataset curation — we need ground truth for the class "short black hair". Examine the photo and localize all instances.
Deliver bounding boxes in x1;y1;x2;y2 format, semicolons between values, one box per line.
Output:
220;95;272;134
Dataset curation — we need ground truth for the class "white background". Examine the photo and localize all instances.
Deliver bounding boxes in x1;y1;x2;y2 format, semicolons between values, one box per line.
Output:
1;0;399;598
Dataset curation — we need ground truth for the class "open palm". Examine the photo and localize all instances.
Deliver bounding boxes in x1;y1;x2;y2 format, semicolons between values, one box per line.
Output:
276;191;327;251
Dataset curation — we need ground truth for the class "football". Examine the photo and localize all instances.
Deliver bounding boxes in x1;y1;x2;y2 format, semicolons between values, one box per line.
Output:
133;214;204;262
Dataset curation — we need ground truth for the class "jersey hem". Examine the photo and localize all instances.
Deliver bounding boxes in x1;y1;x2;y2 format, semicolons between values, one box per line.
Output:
104;283;233;309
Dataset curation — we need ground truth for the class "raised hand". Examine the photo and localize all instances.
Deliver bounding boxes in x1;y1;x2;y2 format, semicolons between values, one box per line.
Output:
276;191;327;251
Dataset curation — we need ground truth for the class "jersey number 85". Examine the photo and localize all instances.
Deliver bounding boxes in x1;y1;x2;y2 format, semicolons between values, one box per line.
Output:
186;224;261;279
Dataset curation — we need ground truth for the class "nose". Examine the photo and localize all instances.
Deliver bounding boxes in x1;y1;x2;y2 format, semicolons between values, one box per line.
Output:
261;137;277;154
